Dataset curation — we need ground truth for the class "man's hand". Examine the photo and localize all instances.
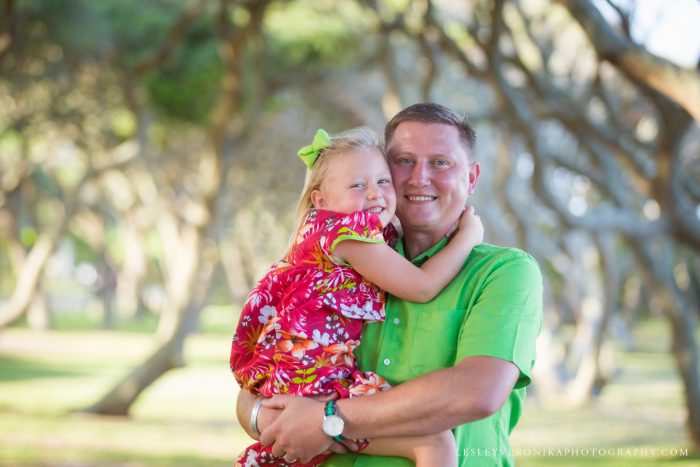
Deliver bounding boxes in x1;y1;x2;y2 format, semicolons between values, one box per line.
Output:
258;395;334;462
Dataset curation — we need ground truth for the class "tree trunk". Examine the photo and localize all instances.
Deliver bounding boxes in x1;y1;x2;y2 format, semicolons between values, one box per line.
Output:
81;0;270;416
80;334;185;416
115;216;148;319
82;223;204;415
630;238;700;447
26;292;51;330
0;159;96;329
564;234;617;405
0;234;57;328
98;261;118;329
80;231;220;415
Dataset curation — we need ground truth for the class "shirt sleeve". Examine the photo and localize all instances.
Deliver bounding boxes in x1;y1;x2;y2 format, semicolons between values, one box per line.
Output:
318;210;386;266
455;252;543;388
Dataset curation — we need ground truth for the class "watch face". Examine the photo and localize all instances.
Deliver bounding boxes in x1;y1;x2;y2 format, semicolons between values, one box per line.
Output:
323;415;344;437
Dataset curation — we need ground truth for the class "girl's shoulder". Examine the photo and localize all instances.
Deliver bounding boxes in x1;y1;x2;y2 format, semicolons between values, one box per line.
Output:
306;209;395;247
309;209;382;230
292;209;386;259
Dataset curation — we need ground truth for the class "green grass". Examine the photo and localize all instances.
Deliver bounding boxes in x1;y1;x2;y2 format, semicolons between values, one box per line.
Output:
0;328;250;465
0;317;698;466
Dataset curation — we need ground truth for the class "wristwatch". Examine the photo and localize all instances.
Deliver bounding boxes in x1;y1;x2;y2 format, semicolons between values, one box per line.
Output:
322;400;345;442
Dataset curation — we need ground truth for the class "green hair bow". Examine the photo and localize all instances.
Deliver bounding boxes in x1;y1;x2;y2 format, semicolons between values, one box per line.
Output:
297;129;331;169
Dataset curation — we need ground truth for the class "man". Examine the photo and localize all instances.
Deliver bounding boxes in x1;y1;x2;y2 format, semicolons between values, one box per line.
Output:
237;103;543;466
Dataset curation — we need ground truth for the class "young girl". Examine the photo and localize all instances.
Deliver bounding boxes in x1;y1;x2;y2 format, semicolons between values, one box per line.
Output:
230;127;483;467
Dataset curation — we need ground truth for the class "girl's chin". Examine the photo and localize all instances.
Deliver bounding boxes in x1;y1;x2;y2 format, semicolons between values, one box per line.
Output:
380;214;394;227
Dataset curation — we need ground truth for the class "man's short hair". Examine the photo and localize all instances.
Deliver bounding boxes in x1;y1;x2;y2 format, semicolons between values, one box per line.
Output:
384;102;476;156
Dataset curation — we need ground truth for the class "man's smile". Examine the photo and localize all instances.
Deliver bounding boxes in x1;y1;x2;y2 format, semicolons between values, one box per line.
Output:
405;195;438;202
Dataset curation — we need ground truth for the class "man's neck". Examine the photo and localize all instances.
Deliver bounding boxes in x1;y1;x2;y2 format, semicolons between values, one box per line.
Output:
402;230;444;261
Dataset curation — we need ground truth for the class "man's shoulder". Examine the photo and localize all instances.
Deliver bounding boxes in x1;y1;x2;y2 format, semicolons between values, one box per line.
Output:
466;243;542;288
470;242;537;264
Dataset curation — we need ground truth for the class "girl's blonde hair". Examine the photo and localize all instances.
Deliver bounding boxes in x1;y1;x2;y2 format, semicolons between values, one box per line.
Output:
291;126;383;240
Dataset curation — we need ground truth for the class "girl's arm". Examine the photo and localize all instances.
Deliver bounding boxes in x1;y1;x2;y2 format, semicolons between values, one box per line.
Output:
334;206;483;303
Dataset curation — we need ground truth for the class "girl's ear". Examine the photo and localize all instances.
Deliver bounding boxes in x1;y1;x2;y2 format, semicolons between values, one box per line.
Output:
310;189;325;209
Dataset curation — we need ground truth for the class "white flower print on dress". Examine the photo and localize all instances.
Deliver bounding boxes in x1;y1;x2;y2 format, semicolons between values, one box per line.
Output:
325;314;341;330
322;294;338;309
258;305;277;325
242;448;260;467
245;287;272;310
312;329;332;346
257;321;282;349
339;300;384;321
333;326;349;341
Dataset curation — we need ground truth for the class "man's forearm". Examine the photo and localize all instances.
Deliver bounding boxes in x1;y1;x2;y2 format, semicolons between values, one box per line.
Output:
338;356;519;440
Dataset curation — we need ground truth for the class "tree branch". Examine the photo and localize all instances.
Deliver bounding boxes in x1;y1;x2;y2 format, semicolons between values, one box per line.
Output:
0;0;16;63
133;0;208;77
556;0;700;123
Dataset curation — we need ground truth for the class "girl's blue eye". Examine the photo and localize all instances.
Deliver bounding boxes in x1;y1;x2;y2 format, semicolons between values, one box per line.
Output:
378;178;391;185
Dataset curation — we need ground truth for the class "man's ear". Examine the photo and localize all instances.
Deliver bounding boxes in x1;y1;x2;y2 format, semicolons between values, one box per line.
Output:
467;162;480;195
310;189;325;209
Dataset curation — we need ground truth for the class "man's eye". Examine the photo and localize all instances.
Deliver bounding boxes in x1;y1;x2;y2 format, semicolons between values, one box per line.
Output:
433;160;449;167
396;158;413;165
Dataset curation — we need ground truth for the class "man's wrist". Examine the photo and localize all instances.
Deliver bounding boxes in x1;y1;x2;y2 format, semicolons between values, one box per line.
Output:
322;400;346;442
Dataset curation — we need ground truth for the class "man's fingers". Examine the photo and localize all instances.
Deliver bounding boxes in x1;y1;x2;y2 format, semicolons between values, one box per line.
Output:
327;439;359;453
341;439;360;452
259;425;275;447
327;442;349;454
271;445;286;458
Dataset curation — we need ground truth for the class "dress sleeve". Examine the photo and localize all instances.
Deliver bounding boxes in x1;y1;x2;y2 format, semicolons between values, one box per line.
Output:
318;210;386;266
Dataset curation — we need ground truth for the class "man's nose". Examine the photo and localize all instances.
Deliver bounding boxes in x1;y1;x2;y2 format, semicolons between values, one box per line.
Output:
409;162;430;186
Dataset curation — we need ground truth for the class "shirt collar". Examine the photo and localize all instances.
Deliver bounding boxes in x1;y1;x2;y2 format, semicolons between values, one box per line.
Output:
397;236;450;266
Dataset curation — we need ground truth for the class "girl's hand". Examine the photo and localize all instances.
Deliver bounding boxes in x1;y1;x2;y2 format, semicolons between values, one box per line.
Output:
455;205;484;248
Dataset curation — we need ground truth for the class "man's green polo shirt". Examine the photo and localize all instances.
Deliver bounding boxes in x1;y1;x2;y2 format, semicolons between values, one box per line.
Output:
324;240;543;467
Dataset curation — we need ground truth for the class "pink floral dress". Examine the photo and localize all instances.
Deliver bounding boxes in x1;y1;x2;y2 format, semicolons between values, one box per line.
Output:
230;209;396;467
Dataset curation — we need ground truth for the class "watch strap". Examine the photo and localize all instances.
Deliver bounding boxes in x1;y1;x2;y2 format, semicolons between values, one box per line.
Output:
324;400;346;442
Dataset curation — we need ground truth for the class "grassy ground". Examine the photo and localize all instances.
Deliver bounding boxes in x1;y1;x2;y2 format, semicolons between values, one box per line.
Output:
0;317;698;466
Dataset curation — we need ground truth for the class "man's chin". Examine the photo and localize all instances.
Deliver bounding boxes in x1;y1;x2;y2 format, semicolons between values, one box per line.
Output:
398;206;435;222
399;212;461;235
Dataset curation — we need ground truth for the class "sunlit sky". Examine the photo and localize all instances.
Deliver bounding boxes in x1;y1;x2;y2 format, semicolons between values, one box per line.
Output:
595;0;700;67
